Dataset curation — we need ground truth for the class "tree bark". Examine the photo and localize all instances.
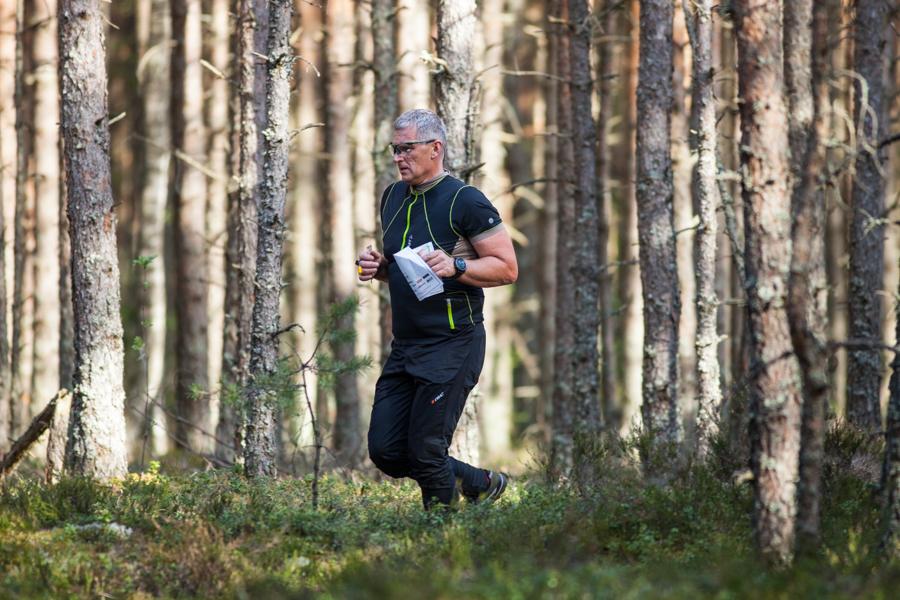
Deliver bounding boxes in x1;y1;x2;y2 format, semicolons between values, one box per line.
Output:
784;0;813;176
206;0;232;455
435;0;477;180
0;0;14;454
550;0;576;470
30;0;61;417
46;389;71;484
59;139;74;394
637;0;680;448
595;1;618;432
846;0;886;429
171;0;210;450
244;0;293;478
371;0;398;366
59;0;129;480
568;0;601;437
136;0;172;457
789;0;829;555
734;0;802;561
321;0;362;466
0;390;66;481
0;100;8;456
684;0;721;457
537;10;558;437
11;0;29;437
219;0;265;462
436;0;480;464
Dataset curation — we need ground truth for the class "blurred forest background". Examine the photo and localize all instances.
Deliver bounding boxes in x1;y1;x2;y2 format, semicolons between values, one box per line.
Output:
1;0;900;484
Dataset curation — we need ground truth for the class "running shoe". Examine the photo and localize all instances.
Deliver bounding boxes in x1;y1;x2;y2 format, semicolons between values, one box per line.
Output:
467;470;508;504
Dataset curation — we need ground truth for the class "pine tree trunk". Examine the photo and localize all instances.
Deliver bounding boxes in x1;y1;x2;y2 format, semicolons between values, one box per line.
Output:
171;0;210;451
537;10;558;436
218;0;266;462
30;0;61;416
0;103;8;455
136;0;171;457
790;0;829;555
59;136;74;394
684;0;721;457
846;0;886;429
595;1;618;432
784;0;813;176
637;0;680;448
244;0;292;478
435;0;477;180
321;0;362;466
206;0;232;451
550;0;576;469
371;0;398;366
59;0;129;480
734;0;802;561
436;0;480;464
11;0;29;437
0;0;13;453
568;0;601;436
618;0;643;436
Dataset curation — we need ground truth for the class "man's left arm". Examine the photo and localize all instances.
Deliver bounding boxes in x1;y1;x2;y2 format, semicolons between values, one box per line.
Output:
422;230;518;288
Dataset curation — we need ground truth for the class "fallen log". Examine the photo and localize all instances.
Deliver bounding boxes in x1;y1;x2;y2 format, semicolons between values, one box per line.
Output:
0;389;69;481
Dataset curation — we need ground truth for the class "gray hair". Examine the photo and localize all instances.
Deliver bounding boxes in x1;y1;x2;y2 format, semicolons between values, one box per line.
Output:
394;109;447;151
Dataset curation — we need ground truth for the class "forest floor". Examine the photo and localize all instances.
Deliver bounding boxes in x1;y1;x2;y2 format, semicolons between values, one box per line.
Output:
0;425;898;599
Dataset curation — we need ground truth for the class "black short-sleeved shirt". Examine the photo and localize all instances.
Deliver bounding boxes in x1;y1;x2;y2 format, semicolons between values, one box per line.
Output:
380;175;504;340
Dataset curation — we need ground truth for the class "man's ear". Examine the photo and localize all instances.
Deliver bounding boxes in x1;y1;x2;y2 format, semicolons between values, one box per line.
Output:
432;141;443;159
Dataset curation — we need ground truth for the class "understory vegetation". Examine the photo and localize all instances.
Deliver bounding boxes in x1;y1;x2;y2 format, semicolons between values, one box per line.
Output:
0;424;895;599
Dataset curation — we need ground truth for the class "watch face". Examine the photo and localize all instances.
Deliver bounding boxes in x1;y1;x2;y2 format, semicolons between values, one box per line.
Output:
455;258;466;271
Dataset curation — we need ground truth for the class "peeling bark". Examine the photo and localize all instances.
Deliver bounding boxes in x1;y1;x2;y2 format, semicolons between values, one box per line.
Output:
244;0;293;478
59;0;129;480
435;0;478;180
734;0;802;561
846;0;886;429
684;0;721;457
219;0;265;462
637;0;681;447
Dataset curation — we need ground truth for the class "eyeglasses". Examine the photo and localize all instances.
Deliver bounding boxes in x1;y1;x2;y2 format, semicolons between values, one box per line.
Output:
388;139;437;156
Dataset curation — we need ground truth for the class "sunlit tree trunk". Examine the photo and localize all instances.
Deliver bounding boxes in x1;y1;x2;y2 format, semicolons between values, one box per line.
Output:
244;0;293;478
684;0;721;457
0;109;8;455
846;0;886;429
136;0;171;456
637;0;680;448
618;0;643;436
30;0;61;416
218;0;266;462
171;0;210;450
789;0;829;555
595;1;618;432
60;0;129;479
0;0;13;453
734;0;802;561
371;0;398;366
436;0;480;464
206;0;231;453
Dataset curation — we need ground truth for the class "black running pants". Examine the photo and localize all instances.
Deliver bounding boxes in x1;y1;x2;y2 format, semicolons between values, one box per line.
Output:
367;325;490;507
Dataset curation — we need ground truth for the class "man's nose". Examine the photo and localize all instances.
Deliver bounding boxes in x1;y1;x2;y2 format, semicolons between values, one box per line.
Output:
392;152;403;163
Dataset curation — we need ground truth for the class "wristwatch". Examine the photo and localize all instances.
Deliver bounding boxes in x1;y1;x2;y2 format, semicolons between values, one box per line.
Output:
452;257;467;279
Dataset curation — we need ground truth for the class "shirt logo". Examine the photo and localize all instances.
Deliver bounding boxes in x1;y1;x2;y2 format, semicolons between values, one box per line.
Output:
431;392;445;404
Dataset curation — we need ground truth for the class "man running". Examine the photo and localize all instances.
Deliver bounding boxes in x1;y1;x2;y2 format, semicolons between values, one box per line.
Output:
358;109;518;509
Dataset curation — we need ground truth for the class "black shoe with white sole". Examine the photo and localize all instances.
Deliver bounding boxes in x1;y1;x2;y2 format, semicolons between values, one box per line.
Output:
466;470;508;504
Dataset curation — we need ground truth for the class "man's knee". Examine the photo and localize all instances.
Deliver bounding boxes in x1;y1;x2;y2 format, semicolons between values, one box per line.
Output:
368;436;409;479
407;438;450;487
